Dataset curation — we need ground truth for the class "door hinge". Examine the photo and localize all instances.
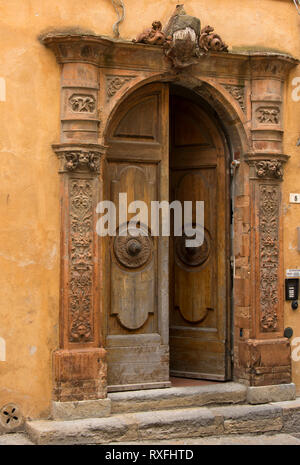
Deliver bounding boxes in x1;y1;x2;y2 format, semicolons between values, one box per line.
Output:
230;159;240;176
230;255;235;269
230;255;235;279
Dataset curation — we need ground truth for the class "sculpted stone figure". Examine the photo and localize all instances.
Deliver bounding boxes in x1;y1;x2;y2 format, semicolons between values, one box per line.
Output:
133;21;168;45
199;25;228;52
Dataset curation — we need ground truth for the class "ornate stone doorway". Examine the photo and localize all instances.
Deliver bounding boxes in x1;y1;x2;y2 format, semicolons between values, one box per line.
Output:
41;31;297;402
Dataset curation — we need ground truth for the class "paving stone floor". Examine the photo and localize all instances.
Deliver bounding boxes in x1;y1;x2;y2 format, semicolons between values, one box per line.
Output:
1;432;300;445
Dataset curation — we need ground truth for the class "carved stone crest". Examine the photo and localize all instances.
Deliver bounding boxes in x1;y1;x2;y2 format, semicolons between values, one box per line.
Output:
133;4;228;69
163;5;201;68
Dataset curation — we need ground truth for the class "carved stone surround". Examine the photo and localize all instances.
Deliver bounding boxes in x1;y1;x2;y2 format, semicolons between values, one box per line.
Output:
41;32;298;399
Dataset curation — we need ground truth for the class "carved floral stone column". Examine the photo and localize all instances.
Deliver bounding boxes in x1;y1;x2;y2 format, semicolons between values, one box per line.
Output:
236;56;295;386
43;35;107;403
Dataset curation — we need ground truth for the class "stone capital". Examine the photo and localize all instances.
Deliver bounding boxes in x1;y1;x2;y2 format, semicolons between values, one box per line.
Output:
245;152;289;180
253;160;283;180
52;143;107;174
40;33;113;66
250;54;299;80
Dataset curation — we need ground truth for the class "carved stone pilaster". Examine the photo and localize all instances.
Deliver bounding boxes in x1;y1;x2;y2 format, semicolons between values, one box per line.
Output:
253;159;282;333
52;143;106;401
258;183;280;332
246;153;287;333
235;153;291;386
46;36;107;402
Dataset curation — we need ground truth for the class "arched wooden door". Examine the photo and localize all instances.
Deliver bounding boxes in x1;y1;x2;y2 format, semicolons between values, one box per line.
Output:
104;83;231;391
104;83;170;391
169;92;231;380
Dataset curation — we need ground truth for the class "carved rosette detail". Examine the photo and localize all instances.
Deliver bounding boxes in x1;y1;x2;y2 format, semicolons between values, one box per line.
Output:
63;151;101;173
254;160;283;179
69;179;94;342
224;85;246;112
259;185;280;332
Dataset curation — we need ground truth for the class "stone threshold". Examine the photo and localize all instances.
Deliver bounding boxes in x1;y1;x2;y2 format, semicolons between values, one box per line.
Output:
51;382;296;419
25;398;300;445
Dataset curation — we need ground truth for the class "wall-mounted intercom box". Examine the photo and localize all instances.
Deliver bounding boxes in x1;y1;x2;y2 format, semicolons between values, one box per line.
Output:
285;278;299;301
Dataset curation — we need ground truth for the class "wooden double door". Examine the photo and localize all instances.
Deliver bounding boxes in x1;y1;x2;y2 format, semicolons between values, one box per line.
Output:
104;83;231;391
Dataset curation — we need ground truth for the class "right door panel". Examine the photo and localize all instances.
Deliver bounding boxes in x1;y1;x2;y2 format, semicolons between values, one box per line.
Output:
169;94;230;380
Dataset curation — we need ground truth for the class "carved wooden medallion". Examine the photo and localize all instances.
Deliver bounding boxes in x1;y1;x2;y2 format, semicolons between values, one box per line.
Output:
113;225;153;269
175;228;210;269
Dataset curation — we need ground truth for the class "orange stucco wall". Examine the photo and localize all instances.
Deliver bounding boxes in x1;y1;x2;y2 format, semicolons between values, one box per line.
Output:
0;0;299;419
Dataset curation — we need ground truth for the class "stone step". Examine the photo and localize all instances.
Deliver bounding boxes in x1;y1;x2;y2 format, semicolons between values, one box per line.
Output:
108;382;247;414
108;434;300;445
25;399;300;445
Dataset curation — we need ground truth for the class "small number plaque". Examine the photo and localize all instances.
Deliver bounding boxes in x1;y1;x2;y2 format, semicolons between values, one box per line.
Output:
290;193;300;203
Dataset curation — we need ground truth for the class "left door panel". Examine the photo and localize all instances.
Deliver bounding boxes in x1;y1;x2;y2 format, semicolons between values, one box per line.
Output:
104;83;170;391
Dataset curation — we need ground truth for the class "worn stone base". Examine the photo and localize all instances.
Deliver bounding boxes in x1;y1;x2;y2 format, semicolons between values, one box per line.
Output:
53;348;107;402
247;383;296;404
271;399;300;433
51;399;111;421
236;338;291;386
26;401;299;445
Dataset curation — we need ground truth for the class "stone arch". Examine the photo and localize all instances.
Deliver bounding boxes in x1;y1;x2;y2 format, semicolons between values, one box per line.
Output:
103;72;250;158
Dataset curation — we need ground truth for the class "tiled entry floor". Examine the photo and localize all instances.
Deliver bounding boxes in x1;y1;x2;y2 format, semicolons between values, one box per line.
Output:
170;376;218;387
